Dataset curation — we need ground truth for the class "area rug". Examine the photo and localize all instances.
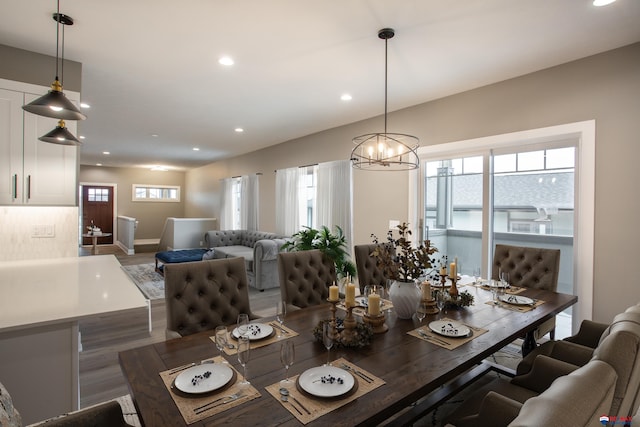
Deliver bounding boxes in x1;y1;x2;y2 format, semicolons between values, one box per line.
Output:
121;263;164;300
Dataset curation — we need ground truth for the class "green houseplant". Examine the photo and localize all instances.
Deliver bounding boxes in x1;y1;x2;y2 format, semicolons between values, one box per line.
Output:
281;225;356;280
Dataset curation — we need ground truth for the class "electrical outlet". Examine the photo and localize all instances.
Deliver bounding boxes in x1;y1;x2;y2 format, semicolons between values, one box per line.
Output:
199;241;203;247
389;220;400;230
32;224;55;238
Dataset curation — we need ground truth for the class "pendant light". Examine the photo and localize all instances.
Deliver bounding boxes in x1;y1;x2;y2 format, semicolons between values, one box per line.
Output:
22;1;86;121
39;119;81;145
351;28;419;171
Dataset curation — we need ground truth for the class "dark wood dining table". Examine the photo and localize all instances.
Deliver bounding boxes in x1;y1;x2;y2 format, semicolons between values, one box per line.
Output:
119;285;577;426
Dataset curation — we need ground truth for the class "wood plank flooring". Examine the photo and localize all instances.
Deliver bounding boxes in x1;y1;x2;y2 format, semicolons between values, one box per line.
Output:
78;245;281;408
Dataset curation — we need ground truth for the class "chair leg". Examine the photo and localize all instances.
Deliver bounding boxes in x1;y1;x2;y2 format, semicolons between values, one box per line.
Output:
549;328;555;341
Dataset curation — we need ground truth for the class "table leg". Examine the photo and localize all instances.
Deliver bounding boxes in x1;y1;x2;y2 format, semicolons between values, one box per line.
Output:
92;236;98;255
522;331;537;357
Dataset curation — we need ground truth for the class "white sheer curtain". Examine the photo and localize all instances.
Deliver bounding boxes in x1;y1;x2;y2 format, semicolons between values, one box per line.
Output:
275;167;302;236
240;174;259;230
219;178;236;229
317;160;353;253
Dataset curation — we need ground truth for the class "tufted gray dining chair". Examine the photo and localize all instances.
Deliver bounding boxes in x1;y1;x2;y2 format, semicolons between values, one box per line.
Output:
164;257;258;339
492;244;561;340
278;249;337;310
354;244;388;294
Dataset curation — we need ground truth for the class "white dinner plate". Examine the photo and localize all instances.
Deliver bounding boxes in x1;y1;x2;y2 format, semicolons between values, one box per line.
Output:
173;363;234;394
499;295;535;306
298;366;355;398
428;320;471;338
232;323;274;340
487;280;509;288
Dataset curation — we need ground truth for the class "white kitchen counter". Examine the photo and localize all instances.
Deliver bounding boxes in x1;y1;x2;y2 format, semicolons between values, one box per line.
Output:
0;255;149;424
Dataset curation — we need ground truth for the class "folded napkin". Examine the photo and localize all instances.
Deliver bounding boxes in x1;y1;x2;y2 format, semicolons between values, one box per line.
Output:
212;322;299;356
159;356;261;424
266;358;385;425
485;298;545;313
408;318;488;350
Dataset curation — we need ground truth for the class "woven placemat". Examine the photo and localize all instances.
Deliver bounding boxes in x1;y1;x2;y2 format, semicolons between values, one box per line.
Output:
408;319;488;350
159;357;261;424
485;298;545;313
265;358;385;424
472;282;527;295
212;322;299;356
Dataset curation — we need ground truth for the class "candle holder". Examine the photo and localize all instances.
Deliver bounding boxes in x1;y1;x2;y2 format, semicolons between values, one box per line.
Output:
327;297;339;341
341;305;358;344
363;312;388;333
448;275;460;298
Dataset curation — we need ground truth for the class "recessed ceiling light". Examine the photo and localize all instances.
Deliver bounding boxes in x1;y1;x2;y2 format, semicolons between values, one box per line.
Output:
79;135;85;140
150;166;168;171
151;134;159;137
593;0;616;5
219;56;234;66
96;163;102;166
80;102;90;109
193;147;200;151
341;94;353;101
235;128;244;133
102;151;110;155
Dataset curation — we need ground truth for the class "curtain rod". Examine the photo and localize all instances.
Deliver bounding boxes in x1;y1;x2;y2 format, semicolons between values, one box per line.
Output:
274;163;318;173
219;172;262;181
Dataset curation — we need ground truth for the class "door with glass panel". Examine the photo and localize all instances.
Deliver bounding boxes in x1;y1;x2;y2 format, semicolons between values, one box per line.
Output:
422;144;575;337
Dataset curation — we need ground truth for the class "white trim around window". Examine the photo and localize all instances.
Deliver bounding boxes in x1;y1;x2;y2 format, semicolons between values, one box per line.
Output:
132;184;181;202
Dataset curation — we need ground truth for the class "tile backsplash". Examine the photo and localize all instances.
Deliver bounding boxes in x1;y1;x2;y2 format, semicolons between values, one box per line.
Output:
0;206;78;261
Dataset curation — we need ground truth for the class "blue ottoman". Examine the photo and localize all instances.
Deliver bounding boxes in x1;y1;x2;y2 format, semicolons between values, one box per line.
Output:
155;249;210;274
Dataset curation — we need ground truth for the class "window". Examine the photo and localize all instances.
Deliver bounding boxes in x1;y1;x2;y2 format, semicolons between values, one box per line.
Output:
88;187;109;202
132;184;180;202
413;121;596;335
302;166;317;228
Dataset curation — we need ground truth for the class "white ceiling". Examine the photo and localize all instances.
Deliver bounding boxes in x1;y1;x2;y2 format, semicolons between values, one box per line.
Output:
1;0;639;171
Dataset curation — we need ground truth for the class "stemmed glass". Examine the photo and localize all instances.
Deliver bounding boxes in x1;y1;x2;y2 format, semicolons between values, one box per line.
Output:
279;341;295;387
275;301;286;338
436;290;446;314
214;326;229;363
473;267;481;284
416;301;428;323
322;321;333;366
237;313;250;338
500;270;510;287
237;336;251;387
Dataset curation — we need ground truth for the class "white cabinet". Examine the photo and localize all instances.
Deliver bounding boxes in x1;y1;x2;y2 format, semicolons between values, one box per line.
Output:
0;82;78;206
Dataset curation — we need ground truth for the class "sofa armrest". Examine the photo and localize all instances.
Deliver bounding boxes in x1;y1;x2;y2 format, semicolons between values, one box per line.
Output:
511;355;579;394
450;391;522;427
565;319;608;348
254;239;284;262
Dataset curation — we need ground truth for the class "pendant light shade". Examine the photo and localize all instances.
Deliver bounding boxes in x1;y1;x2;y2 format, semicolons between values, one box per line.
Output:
23;79;86;120
38;119;82;145
22;7;86;121
351;28;419;171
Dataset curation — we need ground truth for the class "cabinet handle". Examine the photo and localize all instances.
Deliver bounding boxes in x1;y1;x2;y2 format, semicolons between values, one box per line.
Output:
12;174;17;200
27;175;31;200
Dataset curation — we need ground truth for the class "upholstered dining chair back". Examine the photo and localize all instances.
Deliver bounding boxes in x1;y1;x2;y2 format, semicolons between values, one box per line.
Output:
492;244;561;339
278;249;337;309
354;244;387;294
164;257;256;339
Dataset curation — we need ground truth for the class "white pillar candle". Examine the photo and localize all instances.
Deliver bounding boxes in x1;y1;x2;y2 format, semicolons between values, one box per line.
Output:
368;293;381;316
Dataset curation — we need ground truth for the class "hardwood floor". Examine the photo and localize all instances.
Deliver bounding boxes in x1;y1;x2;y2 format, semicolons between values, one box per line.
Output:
78;244;281;408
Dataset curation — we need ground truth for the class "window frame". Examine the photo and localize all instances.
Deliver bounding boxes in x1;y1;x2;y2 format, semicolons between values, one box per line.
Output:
131;184;181;202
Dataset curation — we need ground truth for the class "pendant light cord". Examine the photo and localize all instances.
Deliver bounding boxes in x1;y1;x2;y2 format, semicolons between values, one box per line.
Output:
55;0;60;81
384;36;388;134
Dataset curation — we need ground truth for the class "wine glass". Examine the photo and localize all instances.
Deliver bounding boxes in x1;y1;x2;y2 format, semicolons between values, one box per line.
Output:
237;313;250;338
237;336;251;387
275;301;286;338
322;321;334;366
279;341;295;388
214;326;229;363
436;290;446;314
416;301;428;323
500;270;510;287
473;267;481;284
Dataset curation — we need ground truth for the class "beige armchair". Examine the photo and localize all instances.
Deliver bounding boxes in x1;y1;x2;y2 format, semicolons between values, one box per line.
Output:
164;258;258;339
278;249;336;310
354;244;387;294
492;244;561;340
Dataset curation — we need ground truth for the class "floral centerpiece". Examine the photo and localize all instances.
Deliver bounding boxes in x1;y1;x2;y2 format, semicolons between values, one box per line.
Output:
371;222;437;318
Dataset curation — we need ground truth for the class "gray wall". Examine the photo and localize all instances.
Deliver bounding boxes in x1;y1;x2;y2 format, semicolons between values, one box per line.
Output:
0;44;82;92
80;166;186;241
186;42;640;324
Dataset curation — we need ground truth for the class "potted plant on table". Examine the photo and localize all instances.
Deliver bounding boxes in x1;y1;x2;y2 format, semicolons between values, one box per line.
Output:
371;222;438;319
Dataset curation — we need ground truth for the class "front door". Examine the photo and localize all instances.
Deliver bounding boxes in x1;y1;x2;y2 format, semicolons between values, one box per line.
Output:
82;185;114;246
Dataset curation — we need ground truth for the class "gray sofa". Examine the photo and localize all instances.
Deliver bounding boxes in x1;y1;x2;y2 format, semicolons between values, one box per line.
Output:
204;230;287;290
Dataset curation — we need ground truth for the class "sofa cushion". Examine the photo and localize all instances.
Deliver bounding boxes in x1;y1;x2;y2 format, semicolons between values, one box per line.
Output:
213;246;254;271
